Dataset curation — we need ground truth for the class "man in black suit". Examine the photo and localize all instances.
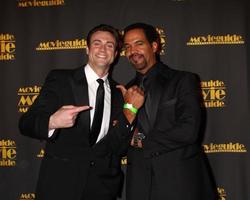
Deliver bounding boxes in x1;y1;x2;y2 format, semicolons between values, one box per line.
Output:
19;24;144;200
122;23;218;200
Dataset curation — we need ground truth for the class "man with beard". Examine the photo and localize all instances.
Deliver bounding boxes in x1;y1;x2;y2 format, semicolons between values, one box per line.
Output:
19;24;144;200
121;23;218;200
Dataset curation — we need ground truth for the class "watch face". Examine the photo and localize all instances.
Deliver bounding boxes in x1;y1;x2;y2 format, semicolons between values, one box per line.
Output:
138;132;146;140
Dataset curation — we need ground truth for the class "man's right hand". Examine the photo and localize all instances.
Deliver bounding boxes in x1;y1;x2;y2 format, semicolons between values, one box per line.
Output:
49;105;91;129
116;85;144;109
116;85;144;124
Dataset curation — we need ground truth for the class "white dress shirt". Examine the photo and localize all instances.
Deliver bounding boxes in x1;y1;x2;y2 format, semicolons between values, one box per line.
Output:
85;64;111;143
48;64;111;143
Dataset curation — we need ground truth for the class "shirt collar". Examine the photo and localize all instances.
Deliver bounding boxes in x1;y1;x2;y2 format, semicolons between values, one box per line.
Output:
85;64;109;85
136;62;158;78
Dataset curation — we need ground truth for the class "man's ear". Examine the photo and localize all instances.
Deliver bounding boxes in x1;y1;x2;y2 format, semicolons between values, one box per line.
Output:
86;46;89;55
152;42;158;53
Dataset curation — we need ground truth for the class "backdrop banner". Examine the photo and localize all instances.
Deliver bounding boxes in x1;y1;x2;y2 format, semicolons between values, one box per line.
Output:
0;0;249;200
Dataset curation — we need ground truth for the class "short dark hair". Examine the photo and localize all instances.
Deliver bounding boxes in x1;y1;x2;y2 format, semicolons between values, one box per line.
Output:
123;23;161;53
86;24;120;50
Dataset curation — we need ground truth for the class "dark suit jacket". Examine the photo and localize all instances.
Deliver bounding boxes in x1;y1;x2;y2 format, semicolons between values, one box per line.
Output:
19;66;133;200
126;62;217;200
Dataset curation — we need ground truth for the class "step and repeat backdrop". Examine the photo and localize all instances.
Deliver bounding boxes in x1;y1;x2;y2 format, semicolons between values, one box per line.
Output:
0;0;249;200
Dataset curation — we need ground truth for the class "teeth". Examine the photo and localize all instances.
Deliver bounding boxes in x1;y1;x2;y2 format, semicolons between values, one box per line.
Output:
132;54;141;61
97;55;106;58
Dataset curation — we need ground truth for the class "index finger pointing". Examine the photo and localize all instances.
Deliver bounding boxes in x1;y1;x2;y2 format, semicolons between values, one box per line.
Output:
116;85;127;96
73;106;91;113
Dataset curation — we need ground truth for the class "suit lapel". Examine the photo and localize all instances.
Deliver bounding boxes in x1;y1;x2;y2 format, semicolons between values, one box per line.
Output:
137;75;163;134
147;73;164;129
109;79;121;128
147;64;173;131
70;66;90;132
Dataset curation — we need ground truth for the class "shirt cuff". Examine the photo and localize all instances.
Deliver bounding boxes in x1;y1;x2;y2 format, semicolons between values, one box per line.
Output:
48;129;56;137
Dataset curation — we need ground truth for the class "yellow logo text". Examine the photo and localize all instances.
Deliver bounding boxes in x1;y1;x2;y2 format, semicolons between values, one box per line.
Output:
20;193;35;200
187;34;244;45
0;139;16;167
201;80;226;108
156;27;167;55
18;0;64;7
18;86;41;113
203;142;247;153
217;187;226;200
36;39;86;50
0;34;15;60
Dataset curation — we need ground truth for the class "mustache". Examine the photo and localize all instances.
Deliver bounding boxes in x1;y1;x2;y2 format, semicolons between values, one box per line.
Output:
128;53;143;60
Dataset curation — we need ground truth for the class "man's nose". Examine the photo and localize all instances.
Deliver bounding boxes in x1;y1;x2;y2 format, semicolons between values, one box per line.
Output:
127;45;137;55
99;44;106;51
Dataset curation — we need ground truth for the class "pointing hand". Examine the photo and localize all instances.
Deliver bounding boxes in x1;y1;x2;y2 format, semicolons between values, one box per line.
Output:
49;105;91;129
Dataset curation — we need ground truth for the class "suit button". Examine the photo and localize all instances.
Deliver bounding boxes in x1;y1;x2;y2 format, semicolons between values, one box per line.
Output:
90;161;95;166
151;152;159;157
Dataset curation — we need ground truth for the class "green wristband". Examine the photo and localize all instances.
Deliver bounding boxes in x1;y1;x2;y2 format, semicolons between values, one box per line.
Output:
123;103;138;114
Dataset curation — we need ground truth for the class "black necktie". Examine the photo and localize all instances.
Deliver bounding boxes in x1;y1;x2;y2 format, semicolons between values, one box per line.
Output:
89;79;104;146
137;75;151;134
139;75;146;92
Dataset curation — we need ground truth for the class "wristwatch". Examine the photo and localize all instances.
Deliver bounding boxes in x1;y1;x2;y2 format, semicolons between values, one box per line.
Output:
133;132;146;147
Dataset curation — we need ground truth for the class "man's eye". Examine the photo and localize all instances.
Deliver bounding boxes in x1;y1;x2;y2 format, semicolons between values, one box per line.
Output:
107;44;115;49
92;42;101;46
123;46;130;51
136;42;143;46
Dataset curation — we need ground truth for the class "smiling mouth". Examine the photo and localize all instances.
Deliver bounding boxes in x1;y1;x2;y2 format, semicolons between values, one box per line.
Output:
129;53;143;63
96;54;107;59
